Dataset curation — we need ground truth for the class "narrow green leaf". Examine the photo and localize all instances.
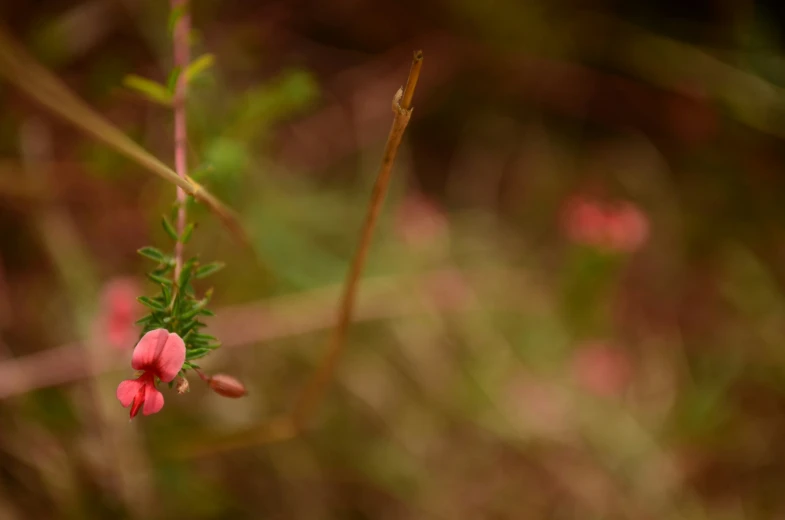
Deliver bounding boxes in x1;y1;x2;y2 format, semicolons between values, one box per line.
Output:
135;316;152;326
147;273;173;286
137;296;166;312
153;263;174;276
162;284;172;305
162;216;178;241
193;333;218;342
166;66;182;94
179;265;193;289
185;347;215;361
122;75;172;106
137;247;166;263
184;54;215;83
199;308;215;317
181;223;195;244
195;262;225;279
179;318;197;334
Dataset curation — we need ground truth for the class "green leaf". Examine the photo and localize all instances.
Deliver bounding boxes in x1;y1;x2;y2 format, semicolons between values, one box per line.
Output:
122;75;172;106
199;308;215;317
195;262;225;279
167;4;187;34
181;223;195;244
137;296;166;312
179;318;197;334
179;260;196;289
162;284;172;305
137;247;166;263
184;54;215;83
152;263;174;276
146;273;173;286
166;66;181;94
135;316;152;326
185;346;217;361
162;215;178;241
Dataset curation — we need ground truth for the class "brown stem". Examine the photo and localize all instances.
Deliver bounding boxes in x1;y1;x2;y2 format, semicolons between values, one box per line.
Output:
288;50;423;428
174;51;424;456
171;0;190;280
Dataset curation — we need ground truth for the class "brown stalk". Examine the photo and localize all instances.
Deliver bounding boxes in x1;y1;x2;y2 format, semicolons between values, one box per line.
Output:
290;50;423;427
178;50;424;456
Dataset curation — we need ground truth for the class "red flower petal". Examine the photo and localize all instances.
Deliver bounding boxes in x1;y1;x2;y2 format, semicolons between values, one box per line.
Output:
131;329;168;372
116;379;143;407
142;385;165;415
155;332;185;383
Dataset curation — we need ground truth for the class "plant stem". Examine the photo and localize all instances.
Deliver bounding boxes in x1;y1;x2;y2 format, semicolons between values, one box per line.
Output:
0;23;252;251
289;51;423;428
171;0;190;280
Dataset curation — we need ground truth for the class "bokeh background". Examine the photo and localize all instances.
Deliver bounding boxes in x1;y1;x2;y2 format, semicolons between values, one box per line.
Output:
2;0;785;518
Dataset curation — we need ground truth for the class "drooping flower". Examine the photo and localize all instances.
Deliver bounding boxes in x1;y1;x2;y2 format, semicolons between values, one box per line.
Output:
116;329;185;418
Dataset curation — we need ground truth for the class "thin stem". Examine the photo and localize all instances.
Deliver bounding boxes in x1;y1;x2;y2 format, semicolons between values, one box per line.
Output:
171;0;190;280
0;23;253;252
289;50;423;428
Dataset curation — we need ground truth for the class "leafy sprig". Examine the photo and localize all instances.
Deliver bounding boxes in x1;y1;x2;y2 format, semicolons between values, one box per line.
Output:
135;210;224;375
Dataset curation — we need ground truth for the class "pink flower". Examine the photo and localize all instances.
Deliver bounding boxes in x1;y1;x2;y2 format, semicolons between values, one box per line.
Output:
603;202;649;253
116;329;185;419
100;277;141;349
561;196;649;253
561;196;608;246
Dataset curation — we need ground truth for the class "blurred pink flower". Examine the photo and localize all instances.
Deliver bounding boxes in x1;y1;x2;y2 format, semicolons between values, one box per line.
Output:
100;277;141;349
394;193;448;248
116;329;185;419
561;196;649;253
562;196;608;246
570;341;633;398
604;202;649;253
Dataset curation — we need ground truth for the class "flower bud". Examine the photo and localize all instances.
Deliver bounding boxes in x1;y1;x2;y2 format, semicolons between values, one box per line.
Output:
176;376;190;395
207;374;247;398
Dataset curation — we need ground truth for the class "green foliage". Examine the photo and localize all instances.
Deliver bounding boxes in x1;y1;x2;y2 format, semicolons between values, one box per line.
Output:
136;215;223;372
184;54;215;83
122;74;172;106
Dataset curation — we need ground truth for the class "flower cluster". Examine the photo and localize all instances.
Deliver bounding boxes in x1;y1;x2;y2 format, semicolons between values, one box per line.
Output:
561;196;649;253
